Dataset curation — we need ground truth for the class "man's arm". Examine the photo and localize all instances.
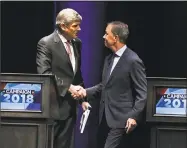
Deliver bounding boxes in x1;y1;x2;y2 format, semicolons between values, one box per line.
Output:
77;83;102;111
86;83;103;101
36;39;52;74
128;58;147;121
125;58;147;133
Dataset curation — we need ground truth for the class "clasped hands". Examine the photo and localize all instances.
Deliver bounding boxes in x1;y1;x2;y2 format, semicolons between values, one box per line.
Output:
69;84;86;99
69;84;91;111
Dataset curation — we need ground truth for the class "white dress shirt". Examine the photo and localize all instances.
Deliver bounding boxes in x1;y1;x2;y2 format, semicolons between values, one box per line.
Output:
110;45;127;75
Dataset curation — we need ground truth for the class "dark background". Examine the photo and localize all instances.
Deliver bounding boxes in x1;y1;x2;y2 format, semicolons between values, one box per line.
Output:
1;1;187;148
1;2;54;73
2;1;187;77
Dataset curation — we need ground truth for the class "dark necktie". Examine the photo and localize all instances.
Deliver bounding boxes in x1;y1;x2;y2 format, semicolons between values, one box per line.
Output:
106;53;117;82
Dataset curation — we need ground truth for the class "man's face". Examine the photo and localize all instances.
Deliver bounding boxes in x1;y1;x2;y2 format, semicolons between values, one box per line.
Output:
61;21;81;39
103;24;116;48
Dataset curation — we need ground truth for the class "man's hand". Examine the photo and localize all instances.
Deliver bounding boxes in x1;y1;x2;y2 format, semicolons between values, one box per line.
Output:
71;87;86;99
81;102;91;111
77;87;86;98
125;118;137;134
69;84;87;99
69;84;84;99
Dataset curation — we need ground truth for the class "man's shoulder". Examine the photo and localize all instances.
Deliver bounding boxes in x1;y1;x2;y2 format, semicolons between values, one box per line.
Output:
38;31;56;44
126;47;141;61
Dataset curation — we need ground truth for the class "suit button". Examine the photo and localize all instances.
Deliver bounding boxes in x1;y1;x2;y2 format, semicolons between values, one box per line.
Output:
102;100;104;103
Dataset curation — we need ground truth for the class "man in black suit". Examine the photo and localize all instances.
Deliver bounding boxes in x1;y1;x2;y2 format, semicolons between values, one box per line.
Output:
77;21;147;148
36;8;88;148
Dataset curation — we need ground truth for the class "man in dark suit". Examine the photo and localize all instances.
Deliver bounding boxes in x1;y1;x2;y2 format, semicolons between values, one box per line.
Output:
77;21;147;148
36;8;88;148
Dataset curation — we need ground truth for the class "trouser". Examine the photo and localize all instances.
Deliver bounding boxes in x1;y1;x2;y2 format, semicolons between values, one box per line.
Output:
54;116;76;148
97;113;133;148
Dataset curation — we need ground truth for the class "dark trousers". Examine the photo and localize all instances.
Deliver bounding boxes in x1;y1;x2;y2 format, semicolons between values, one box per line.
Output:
97;113;133;148
53;116;76;148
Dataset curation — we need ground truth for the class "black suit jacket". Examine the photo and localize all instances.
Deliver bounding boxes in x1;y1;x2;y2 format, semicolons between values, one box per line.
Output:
86;47;147;128
36;30;84;120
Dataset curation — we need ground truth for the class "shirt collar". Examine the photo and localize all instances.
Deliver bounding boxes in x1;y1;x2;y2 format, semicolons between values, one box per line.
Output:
56;30;68;43
115;45;127;57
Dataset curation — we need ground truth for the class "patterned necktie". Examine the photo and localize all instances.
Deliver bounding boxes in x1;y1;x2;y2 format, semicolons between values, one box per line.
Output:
65;40;72;63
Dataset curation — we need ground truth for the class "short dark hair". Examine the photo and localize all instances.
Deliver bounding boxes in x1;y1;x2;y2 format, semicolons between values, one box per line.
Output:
108;21;129;44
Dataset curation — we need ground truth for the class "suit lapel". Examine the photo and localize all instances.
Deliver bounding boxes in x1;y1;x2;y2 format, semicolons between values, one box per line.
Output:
71;40;79;73
103;54;113;85
105;48;129;85
53;31;74;72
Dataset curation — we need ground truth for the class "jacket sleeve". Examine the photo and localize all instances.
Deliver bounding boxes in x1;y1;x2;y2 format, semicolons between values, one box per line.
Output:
128;58;147;122
86;83;103;102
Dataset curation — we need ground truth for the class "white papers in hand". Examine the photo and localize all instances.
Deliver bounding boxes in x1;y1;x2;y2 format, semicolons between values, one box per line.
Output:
80;109;90;133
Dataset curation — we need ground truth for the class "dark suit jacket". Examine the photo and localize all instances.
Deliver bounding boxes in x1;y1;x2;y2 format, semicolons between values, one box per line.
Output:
86;47;147;128
36;30;84;120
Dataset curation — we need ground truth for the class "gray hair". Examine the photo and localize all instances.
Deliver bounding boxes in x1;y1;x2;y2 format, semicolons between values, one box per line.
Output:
56;8;82;26
108;21;129;44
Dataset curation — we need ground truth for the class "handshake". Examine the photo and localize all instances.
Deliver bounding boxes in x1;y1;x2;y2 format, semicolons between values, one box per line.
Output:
69;84;87;99
68;84;91;111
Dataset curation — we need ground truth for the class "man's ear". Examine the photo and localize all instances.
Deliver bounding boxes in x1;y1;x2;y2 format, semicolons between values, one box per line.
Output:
60;23;66;31
114;35;118;41
114;35;119;42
